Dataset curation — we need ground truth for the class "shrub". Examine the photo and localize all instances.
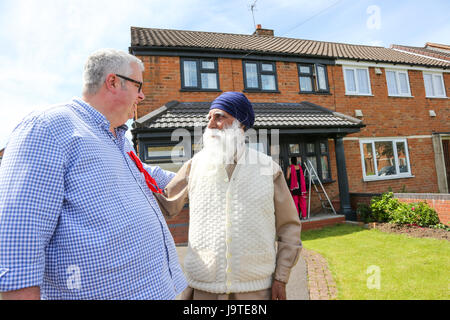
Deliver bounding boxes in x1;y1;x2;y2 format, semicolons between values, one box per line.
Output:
356;203;372;223
430;223;450;231
389;201;440;227
370;192;401;222
369;193;442;229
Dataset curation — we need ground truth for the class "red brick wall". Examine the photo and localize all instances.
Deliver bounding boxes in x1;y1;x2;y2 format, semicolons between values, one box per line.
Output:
394;194;450;225
166;207;189;244
136;54;449;241
136;54;449;193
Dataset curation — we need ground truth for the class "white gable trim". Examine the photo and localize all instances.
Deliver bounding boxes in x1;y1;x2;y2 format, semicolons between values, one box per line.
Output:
336;59;450;73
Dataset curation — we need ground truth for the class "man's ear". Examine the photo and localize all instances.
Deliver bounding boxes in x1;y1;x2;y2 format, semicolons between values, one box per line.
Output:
105;73;118;92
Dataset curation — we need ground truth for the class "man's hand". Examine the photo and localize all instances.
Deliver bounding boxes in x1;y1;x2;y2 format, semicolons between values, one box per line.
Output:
1;286;40;300
271;279;287;300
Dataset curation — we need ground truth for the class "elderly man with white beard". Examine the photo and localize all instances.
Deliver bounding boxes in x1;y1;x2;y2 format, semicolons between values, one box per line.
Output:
155;91;302;300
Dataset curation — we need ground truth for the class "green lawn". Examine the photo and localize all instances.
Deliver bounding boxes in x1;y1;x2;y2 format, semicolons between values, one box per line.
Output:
301;224;450;300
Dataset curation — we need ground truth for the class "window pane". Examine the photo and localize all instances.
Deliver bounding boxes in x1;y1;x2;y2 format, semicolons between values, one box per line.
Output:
202;61;215;69
433;75;444;96
201;73;218;89
398;72;409;94
345;69;356;92
261;63;273;72
321;155;329;180
386;71;398;95
289;144;300;154
183;61;197;87
307;156;318;178
396;141;409;173
245;63;258;88
306;143;315;153
357;69;369;94
317;65;327;90
424;74;434;96
362;143;375;176
320;142;327;154
299;66;311;74
261;74;276;90
375;141;397;176
300;76;313;91
147;145;185;159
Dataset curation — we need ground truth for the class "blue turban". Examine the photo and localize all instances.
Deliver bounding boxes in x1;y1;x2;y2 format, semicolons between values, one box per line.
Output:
210;92;255;129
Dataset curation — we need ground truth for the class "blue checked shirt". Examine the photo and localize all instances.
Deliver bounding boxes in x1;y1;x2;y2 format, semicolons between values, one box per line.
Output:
0;98;188;299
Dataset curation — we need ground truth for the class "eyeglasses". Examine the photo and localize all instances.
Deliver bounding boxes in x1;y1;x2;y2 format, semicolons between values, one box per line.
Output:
115;74;143;93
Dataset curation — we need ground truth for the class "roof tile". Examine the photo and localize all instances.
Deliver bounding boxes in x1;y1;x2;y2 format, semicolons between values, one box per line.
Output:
130;27;450;68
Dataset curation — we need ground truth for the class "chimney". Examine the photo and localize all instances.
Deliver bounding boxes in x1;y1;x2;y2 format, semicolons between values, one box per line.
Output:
253;24;274;36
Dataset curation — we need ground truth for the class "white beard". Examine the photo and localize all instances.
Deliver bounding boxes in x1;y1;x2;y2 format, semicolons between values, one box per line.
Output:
201;119;246;167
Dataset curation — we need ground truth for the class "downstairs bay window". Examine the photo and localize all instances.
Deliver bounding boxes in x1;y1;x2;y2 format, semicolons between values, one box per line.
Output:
360;138;412;181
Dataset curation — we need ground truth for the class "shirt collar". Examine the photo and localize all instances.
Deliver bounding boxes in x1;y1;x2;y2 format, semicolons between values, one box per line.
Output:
72;98;130;135
72;98;111;130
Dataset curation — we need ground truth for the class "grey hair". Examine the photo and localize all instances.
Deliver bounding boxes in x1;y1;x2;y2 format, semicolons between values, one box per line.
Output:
82;48;144;96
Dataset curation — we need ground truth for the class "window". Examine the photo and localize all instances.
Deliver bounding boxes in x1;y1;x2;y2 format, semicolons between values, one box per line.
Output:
243;61;278;92
286;140;331;183
298;64;329;93
180;58;219;91
385;69;411;96
423;72;446;98
304;141;331;181
143;142;191;173
360;138;412;181
343;67;372;95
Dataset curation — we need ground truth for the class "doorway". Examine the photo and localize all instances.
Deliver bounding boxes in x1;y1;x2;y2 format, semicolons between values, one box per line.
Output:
280;137;332;184
443;138;450;192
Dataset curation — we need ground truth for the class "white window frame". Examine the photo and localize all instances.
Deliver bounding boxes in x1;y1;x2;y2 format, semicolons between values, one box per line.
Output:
343;66;372;96
359;138;413;182
422;72;447;98
385;69;412;97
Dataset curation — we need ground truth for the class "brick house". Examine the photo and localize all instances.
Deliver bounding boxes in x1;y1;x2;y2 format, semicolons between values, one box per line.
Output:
128;26;450;241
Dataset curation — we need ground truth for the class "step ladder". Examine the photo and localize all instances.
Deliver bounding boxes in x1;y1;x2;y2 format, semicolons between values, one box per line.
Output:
304;159;337;219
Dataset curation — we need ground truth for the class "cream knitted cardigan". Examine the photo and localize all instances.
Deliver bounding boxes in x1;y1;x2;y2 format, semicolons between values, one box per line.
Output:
185;148;276;294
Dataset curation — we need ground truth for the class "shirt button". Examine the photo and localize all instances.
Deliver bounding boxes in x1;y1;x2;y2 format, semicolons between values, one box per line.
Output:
227;252;232;259
227;267;232;273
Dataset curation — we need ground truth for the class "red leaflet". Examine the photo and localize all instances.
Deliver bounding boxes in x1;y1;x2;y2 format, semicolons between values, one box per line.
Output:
127;151;163;194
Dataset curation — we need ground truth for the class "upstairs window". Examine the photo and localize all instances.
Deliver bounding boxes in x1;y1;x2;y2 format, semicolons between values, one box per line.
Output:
343;66;372;95
181;58;219;91
298;64;329;93
423;72;446;98
243;61;278;92
386;69;411;96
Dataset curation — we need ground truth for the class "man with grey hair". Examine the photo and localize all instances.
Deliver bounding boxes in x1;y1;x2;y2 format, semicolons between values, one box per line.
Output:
0;49;187;299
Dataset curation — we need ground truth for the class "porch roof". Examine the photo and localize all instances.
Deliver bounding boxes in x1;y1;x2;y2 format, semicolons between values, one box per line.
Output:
133;101;364;133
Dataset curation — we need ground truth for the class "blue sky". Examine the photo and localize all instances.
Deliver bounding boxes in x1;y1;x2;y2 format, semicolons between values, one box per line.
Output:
0;0;449;149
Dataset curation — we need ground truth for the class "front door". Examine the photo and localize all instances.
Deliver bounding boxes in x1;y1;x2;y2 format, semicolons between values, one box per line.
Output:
280;137;332;184
443;138;450;192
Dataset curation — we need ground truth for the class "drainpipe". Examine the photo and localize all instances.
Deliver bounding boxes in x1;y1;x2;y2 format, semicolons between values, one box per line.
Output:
334;136;355;220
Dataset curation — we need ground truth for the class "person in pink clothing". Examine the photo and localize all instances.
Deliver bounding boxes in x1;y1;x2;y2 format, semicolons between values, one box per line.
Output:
286;157;307;219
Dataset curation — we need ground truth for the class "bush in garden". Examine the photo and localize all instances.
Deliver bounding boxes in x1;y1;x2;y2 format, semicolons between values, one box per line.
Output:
356;203;373;223
390;201;440;227
369;192;443;229
369;192;400;222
